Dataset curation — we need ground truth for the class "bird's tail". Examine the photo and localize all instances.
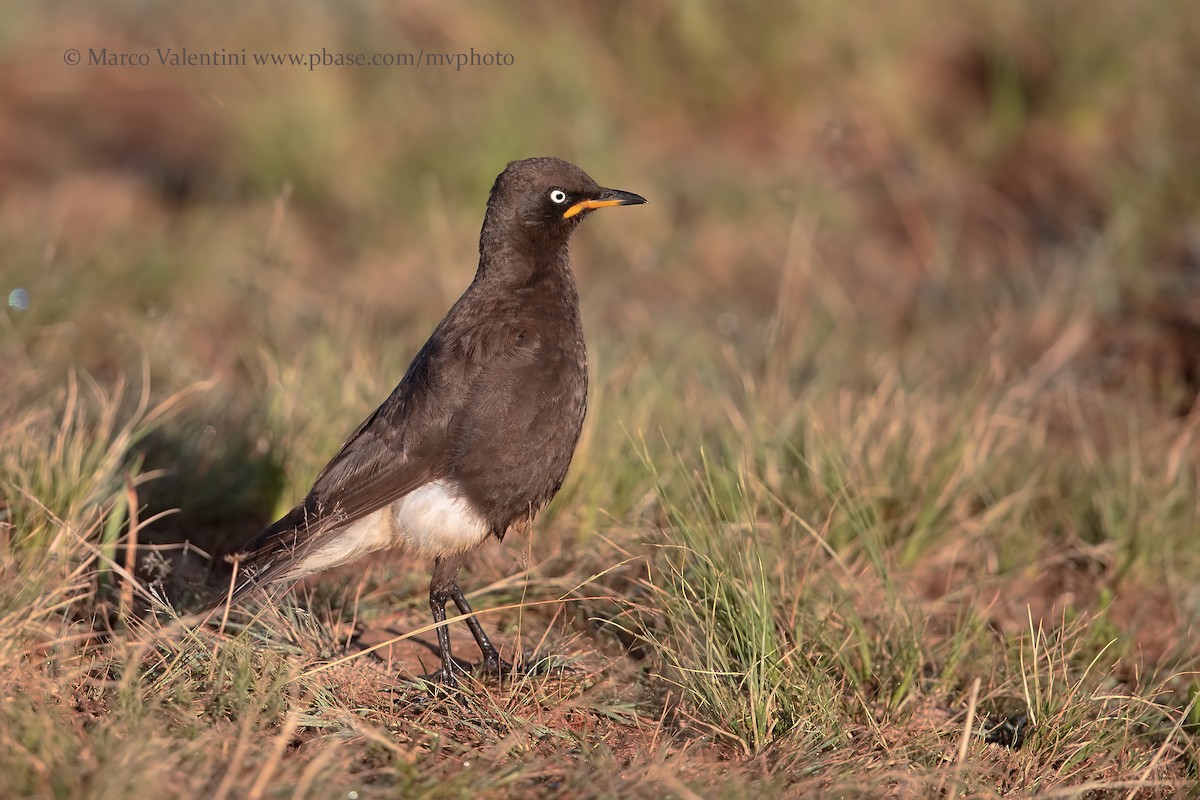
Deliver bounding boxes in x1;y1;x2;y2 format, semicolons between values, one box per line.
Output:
196;555;273;617
196;502;316;616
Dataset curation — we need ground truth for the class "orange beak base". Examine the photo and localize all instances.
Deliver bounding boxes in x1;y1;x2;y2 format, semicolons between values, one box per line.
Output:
562;188;647;219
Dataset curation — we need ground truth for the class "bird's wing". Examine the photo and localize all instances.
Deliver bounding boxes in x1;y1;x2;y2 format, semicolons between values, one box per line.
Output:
201;311;540;612
203;335;465;609
301;319;541;529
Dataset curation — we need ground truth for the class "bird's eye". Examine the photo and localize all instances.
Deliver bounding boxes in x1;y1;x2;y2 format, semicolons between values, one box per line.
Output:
549;189;567;204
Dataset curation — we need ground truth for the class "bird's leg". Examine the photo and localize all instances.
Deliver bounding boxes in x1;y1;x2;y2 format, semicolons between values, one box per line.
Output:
428;555;466;686
450;585;513;676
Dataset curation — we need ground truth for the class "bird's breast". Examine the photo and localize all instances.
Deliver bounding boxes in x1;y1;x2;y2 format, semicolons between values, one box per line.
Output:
448;306;588;536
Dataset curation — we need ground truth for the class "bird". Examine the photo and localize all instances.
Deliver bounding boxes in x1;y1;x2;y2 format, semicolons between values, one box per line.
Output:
201;157;646;686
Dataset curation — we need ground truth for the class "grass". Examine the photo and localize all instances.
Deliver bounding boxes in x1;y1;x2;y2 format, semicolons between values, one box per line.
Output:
3;0;1200;796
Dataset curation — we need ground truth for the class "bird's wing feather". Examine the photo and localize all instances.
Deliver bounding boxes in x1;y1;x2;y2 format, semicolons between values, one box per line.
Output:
204;335;462;607
202;309;538;612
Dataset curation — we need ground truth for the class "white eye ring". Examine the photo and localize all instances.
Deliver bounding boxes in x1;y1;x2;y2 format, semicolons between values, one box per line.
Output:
549;189;567;204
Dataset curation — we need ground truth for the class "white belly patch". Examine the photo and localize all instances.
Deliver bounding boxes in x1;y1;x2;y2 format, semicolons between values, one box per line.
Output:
287;480;491;577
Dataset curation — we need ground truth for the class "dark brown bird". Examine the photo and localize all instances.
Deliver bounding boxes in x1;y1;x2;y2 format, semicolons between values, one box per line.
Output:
203;157;645;685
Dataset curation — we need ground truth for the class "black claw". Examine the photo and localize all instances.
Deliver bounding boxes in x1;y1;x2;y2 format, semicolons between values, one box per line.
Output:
482;652;515;677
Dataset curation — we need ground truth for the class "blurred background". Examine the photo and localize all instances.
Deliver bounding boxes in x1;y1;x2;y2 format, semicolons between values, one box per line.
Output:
4;0;1200;588
3;0;1200;791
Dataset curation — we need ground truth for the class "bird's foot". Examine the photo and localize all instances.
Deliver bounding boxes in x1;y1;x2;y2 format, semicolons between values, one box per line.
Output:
422;669;466;696
481;651;515;678
418;652;576;690
419;656;473;693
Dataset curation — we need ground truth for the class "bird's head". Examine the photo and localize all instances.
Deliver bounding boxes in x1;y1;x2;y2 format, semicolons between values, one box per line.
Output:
481;157;646;256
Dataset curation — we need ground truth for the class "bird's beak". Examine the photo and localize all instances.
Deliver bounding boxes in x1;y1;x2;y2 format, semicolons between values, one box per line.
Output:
562;188;647;219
